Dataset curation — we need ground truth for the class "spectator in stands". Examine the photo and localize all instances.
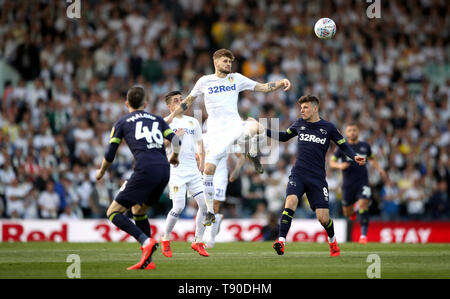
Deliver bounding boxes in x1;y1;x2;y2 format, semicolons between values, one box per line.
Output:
59;205;81;220
37;180;60;219
262;212;280;241
380;180;402;220
428;181;449;219
252;202;268;220
73;118;94;159
264;159;288;215
13;34;40;81
5;177;31;218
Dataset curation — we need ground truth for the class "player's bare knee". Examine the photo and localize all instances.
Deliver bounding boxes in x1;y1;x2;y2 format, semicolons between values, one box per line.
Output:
317;213;330;226
316;209;330;226
131;204;148;215
106;208;120;220
204;163;216;175
358;199;369;210
107;201;127;216
318;217;329;227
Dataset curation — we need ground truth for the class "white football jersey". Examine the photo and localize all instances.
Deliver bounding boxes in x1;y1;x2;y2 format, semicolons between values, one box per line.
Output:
168;115;202;173
189;73;258;135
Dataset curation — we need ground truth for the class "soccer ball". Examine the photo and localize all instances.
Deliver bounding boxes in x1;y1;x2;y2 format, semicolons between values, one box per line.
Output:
314;18;336;39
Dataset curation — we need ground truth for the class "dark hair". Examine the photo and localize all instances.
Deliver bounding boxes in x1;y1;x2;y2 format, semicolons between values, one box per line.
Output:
213;48;235;61
298;95;320;106
165;90;182;104
126;85;146;109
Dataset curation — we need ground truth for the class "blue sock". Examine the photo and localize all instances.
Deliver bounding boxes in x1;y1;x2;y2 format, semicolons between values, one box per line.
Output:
323;219;335;240
279;208;295;239
133;214;151;237
109;212;148;245
359;209;369;236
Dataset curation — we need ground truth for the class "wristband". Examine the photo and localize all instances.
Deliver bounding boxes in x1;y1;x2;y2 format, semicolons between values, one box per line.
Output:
180;102;188;111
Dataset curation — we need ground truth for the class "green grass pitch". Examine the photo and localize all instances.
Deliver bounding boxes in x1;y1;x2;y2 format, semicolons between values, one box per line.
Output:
0;242;449;279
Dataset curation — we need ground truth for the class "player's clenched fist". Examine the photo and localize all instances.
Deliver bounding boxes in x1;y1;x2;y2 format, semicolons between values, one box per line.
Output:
354;155;366;166
169;152;179;167
175;128;185;137
95;169;104;181
282;78;292;91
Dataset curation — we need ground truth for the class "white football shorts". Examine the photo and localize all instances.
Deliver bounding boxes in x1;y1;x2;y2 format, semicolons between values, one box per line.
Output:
168;170;204;201
204;120;251;166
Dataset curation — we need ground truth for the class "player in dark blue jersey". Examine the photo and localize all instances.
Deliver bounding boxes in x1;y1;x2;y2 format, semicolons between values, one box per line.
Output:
266;95;366;257
330;123;388;244
95;85;181;270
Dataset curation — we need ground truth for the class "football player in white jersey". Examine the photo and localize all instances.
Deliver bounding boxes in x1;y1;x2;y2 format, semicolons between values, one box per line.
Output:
166;48;291;225
162;91;209;257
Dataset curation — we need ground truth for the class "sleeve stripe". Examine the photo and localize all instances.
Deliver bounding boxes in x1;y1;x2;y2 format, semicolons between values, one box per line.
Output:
337;138;346;145
286;128;292;134
109;137;121;144
163;128;174;137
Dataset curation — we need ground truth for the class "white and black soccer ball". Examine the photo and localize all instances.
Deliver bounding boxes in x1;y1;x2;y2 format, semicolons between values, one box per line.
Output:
314;18;336;40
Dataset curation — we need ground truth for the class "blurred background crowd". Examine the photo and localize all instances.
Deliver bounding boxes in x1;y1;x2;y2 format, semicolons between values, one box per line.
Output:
0;0;448;221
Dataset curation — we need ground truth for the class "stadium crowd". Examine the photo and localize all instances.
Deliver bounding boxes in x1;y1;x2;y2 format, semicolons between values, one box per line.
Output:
0;0;449;221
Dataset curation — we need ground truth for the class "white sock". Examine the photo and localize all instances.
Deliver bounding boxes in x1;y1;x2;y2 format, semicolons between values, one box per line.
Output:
278;237;286;243
249;133;266;157
142;237;150;246
256;132;266;147
249;135;258;157
210;213;223;243
328;236;336;243
163;213;178;241
194;193;207;242
163;199;185;240
203;174;215;214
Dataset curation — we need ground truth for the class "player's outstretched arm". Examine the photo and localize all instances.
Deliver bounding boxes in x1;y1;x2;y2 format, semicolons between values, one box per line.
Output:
335;140;366;166
165;95;197;124
266;127;297;142
254;79;291;93
331;125;366;166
